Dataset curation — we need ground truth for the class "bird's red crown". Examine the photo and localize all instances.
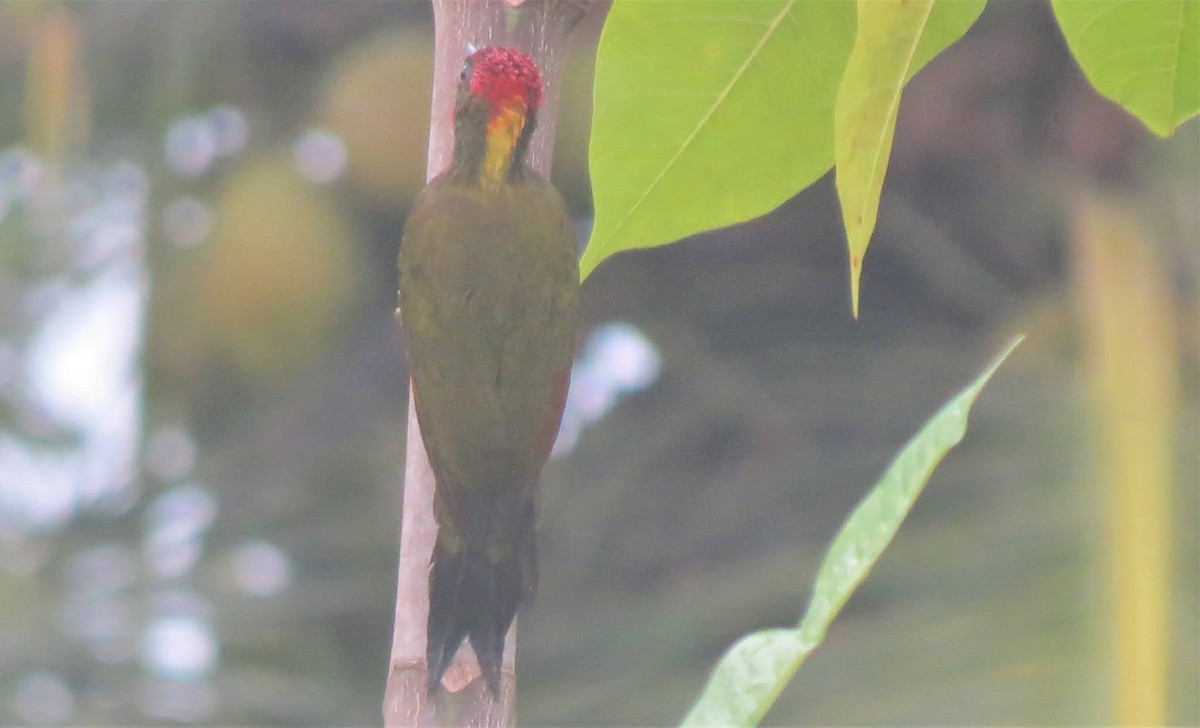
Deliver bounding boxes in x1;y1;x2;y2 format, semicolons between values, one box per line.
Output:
468;47;544;113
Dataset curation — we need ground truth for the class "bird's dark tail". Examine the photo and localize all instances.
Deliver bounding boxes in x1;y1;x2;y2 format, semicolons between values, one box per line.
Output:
426;532;535;695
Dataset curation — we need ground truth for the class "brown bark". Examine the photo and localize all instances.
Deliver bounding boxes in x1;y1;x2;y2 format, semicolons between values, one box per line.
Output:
384;2;597;725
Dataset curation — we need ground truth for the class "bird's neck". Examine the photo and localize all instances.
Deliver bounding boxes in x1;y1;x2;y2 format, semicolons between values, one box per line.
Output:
449;102;535;187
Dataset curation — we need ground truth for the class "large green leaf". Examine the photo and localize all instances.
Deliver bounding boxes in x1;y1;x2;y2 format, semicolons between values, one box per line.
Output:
581;0;856;279
680;336;1024;727
834;0;986;317
1052;0;1199;137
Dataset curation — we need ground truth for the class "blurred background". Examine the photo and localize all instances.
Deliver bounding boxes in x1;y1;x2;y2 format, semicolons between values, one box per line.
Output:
0;1;1196;725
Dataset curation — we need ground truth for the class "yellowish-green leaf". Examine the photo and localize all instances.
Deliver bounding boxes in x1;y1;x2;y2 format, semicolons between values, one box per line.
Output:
581;0;856;279
834;0;985;317
1052;0;1199;137
680;336;1024;728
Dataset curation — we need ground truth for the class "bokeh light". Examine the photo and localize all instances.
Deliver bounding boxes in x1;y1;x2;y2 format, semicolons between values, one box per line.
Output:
143;484;217;579
0;147;44;202
161;197;213;249
231;539;293;598
13;672;75;725
208;106;250;159
141;615;219;679
294;129;349;184
144;427;198;483
553;322;661;457
165;117;218;179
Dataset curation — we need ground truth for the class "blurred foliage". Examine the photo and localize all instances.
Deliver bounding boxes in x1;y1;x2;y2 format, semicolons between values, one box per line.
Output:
318;29;432;207
22;6;89;164
0;1;1195;727
1070;193;1179;725
197;154;357;381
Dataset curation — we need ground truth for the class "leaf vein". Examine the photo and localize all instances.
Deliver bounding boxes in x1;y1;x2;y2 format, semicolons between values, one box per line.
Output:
852;2;935;231
598;0;798;249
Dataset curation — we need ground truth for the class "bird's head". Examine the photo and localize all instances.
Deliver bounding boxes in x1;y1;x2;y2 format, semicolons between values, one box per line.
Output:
455;46;544;185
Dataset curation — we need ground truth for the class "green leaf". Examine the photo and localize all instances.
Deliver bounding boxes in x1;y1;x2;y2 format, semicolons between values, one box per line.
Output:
581;0;856;279
834;0;986;317
680;336;1024;728
1051;0;1200;137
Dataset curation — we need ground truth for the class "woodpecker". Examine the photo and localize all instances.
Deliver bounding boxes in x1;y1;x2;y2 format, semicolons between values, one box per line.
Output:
397;46;579;695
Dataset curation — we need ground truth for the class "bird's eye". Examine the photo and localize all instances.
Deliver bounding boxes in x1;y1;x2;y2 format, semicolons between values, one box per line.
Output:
459;66;469;83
